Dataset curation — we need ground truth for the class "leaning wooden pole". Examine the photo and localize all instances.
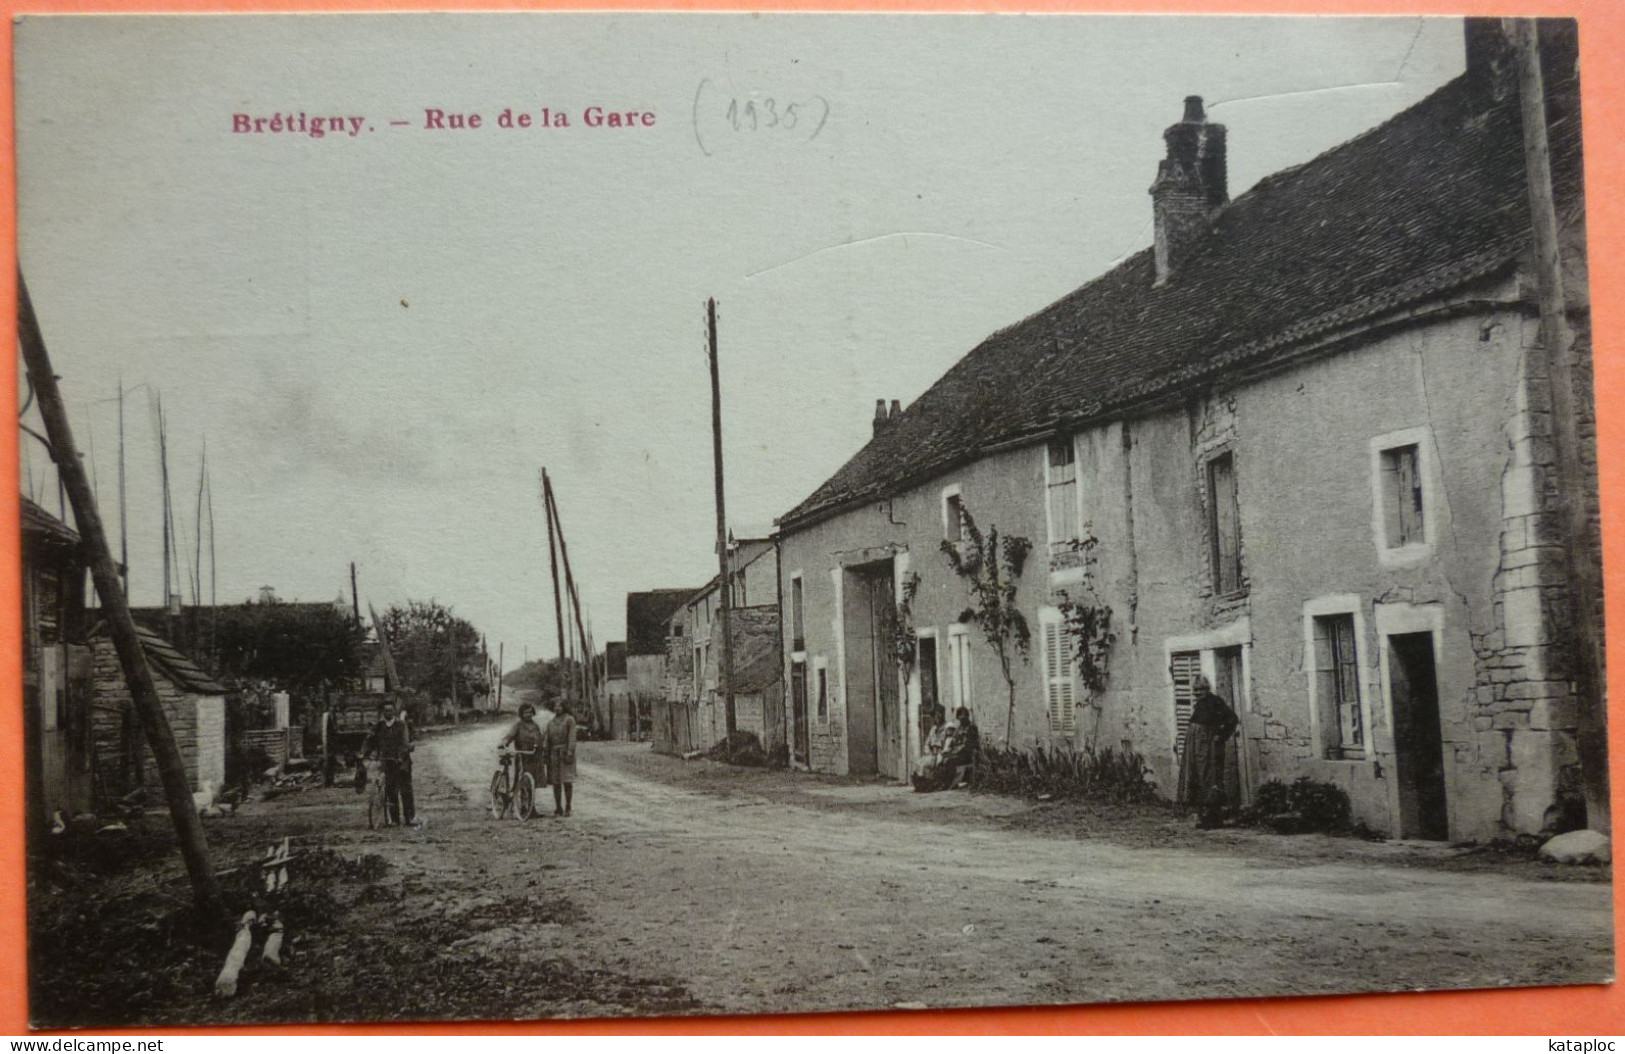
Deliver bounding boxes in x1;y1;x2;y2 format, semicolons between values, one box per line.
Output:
1511;19;1609;830
541;469;569;695
18;272;225;919
547;480;602;731
707;298;738;753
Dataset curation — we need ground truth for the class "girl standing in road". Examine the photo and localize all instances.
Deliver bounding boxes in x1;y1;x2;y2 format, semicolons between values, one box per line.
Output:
500;702;549;792
543;699;578;817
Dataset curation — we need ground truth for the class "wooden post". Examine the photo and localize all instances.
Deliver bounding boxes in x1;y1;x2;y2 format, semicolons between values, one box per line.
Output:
213;910;257;996
18;273;225;918
541;469;569;698
1511;19;1609;830
497;642;504;712
547;479;604;732
350;562;361;624
707;299;738;754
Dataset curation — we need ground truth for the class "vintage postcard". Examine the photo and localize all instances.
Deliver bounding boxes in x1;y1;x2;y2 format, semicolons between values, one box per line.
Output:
14;12;1612;1028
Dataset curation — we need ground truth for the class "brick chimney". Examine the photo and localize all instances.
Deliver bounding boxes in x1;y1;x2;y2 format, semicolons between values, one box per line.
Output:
872;398;904;437
1149;95;1228;286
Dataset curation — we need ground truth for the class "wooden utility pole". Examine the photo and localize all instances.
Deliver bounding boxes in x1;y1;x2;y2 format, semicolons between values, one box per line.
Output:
545;478;603;731
18;273;224;918
497;642;505;712
1511;19;1609;830
541;469;569;698
117;378;129;600
707;298;738;753
157;395;173;638
350;562;361;623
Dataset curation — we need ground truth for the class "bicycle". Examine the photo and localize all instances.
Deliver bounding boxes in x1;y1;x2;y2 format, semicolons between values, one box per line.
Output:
489;748;538;820
363;756;392;830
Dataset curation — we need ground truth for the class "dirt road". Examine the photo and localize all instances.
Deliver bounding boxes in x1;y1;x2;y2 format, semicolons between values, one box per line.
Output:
415;723;1613;1015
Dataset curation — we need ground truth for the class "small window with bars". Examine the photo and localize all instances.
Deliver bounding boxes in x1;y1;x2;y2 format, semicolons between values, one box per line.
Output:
1170;650;1201;758
816;666;829;722
1380;444;1425;549
1313;613;1364;759
1042;615;1076;734
1046;438;1080;554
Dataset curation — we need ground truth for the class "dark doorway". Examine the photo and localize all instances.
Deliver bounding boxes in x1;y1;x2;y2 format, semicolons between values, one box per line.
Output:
791;661;809;766
1388;631;1448;840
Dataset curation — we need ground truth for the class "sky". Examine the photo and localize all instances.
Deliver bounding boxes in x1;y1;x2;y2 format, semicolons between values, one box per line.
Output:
15;12;1465;663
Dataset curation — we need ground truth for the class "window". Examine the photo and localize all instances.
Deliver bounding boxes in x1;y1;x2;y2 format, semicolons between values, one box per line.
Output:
1206;452;1242;595
1313;613;1364;759
1046;438;1081;554
815;664;829;722
949;625;973;710
942;485;965;542
791;574;805;651
1041;611;1076;734
1170;650;1201;757
1379;444;1425;548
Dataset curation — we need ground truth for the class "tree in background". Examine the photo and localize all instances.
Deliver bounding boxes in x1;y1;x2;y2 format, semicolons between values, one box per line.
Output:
379;600;490;712
212;598;366;692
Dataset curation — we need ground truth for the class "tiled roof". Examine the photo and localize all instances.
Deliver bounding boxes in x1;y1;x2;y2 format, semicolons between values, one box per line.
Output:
93;621;227;694
627;588;704;655
20;496;80;546
779;64;1583;531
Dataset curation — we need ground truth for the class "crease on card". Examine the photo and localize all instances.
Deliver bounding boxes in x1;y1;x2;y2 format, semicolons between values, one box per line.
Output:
744;231;1003;280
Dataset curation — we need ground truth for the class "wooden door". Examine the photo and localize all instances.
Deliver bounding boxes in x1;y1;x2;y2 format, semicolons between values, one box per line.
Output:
791;661;809;765
869;569;902;780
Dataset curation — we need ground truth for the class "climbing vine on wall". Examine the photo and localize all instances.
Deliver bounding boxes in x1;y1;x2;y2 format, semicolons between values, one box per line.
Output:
1056;531;1116;699
881;571;922;672
940;503;1033;746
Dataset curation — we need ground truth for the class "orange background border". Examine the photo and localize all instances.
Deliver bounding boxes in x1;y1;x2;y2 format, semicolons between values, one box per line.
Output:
3;0;1623;1036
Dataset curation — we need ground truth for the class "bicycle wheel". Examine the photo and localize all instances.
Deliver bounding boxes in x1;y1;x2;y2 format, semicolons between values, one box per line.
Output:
489;770;511;819
515;773;536;820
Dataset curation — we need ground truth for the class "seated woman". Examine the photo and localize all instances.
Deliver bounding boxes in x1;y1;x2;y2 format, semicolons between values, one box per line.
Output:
912;709;949;786
912;707;979;792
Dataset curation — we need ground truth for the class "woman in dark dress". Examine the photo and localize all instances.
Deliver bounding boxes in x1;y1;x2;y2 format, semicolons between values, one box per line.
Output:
1177;674;1240;829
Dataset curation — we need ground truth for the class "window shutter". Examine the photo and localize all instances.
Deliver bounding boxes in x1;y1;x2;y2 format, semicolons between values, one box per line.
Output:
1044;620;1076;734
1381;454;1404;546
1171;650;1200;757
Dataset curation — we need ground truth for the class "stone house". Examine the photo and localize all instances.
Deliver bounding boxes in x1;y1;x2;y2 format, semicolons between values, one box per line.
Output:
89;622;228;802
774;22;1596;840
662;531;783;754
21;498;93;828
626;587;702;753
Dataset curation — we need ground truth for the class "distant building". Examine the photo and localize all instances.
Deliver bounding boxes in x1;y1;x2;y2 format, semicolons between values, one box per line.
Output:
626;587;701;749
604;641;633;738
659;529;784;756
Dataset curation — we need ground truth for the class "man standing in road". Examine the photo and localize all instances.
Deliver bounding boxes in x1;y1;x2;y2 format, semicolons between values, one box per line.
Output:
1177;674;1240;829
364;701;419;828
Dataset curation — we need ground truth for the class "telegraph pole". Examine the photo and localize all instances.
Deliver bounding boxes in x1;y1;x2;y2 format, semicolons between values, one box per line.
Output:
1511;19;1609;830
707;298;738;753
19;272;224;918
541;469;569;698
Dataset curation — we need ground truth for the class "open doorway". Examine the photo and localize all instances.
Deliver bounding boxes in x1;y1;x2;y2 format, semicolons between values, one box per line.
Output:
1388;631;1448;840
